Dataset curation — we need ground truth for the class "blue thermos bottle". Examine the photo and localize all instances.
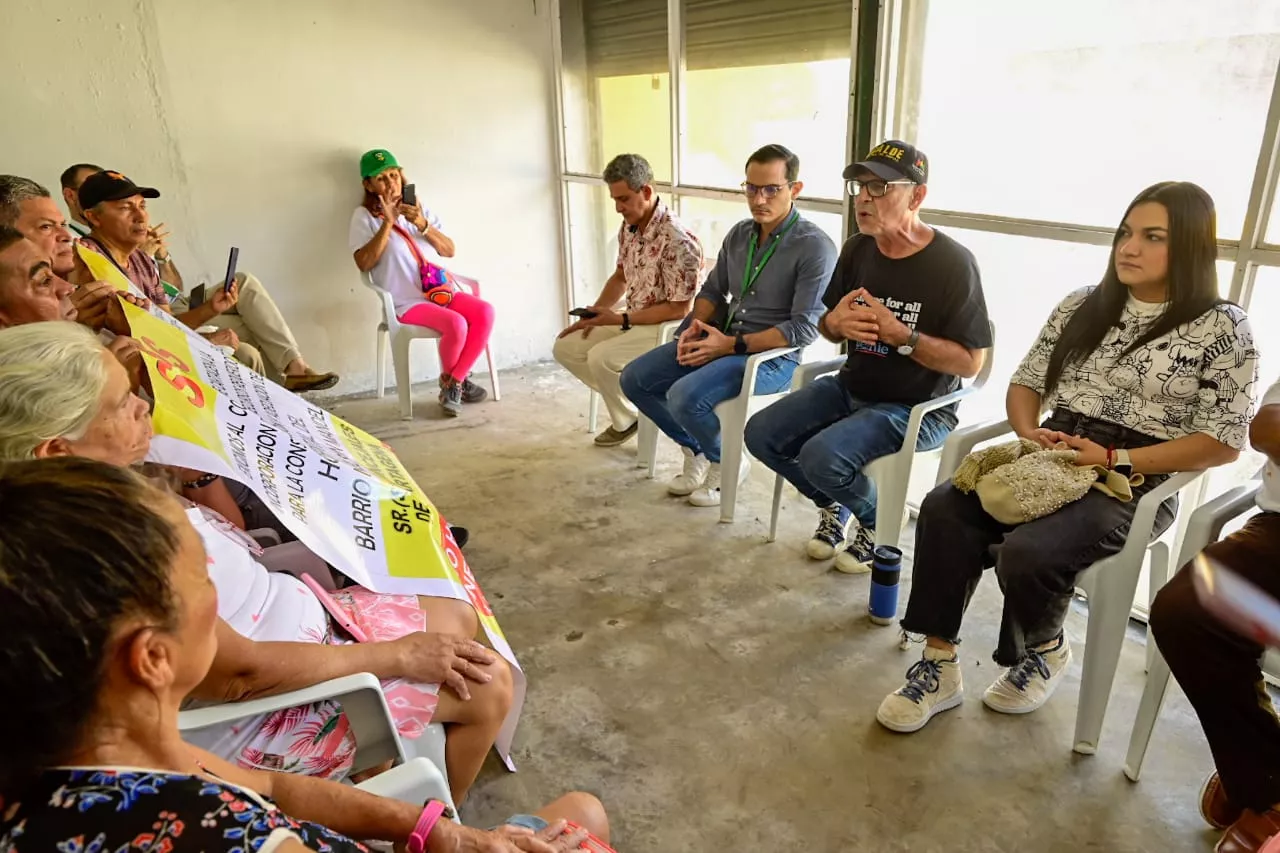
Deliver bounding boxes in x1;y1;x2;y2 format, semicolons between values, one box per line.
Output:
868;545;903;626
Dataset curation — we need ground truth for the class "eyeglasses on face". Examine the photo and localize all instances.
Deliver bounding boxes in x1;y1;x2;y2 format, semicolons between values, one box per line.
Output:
846;179;914;198
741;182;794;199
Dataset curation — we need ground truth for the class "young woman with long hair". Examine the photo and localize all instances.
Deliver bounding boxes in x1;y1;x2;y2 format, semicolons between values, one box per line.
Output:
874;181;1259;734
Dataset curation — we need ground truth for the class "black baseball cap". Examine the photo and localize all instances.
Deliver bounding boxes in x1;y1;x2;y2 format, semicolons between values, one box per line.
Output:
843;140;928;185
77;170;160;210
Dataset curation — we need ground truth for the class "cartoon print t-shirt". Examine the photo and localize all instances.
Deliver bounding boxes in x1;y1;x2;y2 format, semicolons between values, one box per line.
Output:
821;230;992;408
1012;286;1259;447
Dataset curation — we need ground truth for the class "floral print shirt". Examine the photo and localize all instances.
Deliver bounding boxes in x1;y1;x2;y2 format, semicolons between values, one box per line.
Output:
0;768;367;853
616;198;704;312
1012;286;1259;448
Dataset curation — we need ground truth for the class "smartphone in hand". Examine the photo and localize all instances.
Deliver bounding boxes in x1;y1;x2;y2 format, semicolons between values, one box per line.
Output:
222;247;240;293
569;307;599;319
402;183;417;208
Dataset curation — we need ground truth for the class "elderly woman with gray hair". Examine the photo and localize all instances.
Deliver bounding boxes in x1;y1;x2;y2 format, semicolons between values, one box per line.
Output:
552;153;703;447
0;321;517;805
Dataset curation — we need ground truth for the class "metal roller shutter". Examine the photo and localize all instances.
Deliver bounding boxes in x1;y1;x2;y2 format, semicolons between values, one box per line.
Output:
579;0;852;78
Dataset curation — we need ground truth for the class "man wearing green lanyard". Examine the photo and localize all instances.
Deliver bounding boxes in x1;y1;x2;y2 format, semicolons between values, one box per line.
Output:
620;144;837;508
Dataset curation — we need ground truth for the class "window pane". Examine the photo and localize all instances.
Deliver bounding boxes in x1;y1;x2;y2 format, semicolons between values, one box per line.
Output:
1268;195;1280;246
560;0;671;179
936;229;1113;425
902;1;1280;236
681;1;851;198
566;182;619;308
677;196;843;260
1245;267;1280;394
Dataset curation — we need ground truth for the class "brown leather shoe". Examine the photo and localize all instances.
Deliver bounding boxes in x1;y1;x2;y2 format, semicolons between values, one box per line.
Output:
284;372;339;392
1217;808;1280;853
1203;772;1245;830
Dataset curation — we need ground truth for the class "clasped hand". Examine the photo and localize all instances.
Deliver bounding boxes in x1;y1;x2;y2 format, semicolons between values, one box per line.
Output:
676;318;732;366
1024;428;1109;468
825;288;910;347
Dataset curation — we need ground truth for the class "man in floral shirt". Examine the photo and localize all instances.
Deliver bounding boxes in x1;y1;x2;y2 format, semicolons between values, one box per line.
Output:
554;153;704;446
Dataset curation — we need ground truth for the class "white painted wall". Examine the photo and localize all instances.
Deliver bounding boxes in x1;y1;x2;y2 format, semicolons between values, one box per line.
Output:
1;0;564;389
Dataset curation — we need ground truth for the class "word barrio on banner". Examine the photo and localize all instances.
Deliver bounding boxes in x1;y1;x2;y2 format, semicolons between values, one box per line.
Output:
77;245;524;768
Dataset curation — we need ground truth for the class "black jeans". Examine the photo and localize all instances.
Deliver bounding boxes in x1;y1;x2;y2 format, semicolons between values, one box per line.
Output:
1151;512;1280;812
902;409;1176;666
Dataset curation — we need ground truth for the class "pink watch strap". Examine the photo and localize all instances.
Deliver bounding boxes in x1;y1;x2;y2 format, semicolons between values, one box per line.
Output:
407;800;447;853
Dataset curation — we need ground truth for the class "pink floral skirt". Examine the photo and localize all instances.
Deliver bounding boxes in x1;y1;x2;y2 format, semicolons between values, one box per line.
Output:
217;587;440;780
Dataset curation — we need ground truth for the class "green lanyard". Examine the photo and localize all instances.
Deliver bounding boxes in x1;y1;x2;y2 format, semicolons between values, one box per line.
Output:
724;209;800;331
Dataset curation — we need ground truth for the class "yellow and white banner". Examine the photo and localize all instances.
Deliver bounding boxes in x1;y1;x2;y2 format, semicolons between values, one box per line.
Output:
79;246;523;768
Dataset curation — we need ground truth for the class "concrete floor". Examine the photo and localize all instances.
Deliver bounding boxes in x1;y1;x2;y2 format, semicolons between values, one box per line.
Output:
327;364;1222;853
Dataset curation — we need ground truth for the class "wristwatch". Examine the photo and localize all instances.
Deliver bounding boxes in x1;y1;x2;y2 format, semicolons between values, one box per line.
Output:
1113;448;1134;477
734;331;748;355
896;329;920;356
621;312;631;331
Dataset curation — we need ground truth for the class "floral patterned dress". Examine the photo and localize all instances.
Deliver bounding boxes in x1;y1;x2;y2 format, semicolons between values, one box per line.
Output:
0;768;366;853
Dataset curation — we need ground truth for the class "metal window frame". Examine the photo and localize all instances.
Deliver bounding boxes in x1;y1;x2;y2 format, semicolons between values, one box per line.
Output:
550;3;1280;316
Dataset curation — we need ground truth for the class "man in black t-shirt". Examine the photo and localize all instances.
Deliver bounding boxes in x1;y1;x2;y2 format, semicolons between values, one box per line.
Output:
744;141;992;572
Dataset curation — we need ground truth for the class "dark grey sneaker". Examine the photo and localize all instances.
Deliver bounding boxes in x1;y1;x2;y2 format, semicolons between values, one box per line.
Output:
833;524;876;574
460;378;487;403
440;383;463;417
593;422;638;446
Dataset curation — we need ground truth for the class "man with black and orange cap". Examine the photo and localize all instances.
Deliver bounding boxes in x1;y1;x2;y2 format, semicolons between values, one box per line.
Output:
74;169;337;391
745;139;992;573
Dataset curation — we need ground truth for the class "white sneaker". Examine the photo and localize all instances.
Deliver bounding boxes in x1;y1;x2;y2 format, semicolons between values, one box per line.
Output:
877;646;964;733
832;523;877;574
982;634;1072;715
688;456;750;507
667;446;710;496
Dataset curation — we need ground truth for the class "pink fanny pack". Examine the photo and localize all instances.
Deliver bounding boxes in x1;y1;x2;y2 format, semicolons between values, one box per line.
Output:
392;221;455;305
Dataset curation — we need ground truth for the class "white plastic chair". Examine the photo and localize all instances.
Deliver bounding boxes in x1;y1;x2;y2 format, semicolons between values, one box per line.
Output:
362;272;501;420
354;757;455;814
181;537;456;812
586;320;683;453
1123;479;1265;781
767;322;995;551
935;416;1206;756
637;323;798;522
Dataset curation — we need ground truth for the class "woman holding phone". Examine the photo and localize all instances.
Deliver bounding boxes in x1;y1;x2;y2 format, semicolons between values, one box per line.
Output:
350;149;495;418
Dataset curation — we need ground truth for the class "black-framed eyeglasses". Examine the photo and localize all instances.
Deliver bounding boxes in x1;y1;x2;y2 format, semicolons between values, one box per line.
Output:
846;179;914;198
741;182;794;199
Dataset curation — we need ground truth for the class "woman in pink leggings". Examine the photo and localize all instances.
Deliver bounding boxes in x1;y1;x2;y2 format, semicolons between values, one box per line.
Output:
350;148;495;417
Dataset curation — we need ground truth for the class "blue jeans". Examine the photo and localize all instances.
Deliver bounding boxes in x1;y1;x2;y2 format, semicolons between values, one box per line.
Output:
620;341;796;464
743;375;956;528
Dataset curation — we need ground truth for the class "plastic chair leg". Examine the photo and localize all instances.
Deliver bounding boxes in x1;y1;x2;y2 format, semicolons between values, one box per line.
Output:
1073;562;1144;754
868;453;911;550
641;415;660;478
485;345;501;401
717;401;749;524
588;391;600;434
768;474;785;543
1123;650;1173;782
392;335;414;421
376;326;388;399
1145;542;1170;674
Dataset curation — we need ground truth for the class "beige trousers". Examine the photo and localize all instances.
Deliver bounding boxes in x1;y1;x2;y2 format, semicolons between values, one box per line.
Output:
209;272;303;382
552;324;663;430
